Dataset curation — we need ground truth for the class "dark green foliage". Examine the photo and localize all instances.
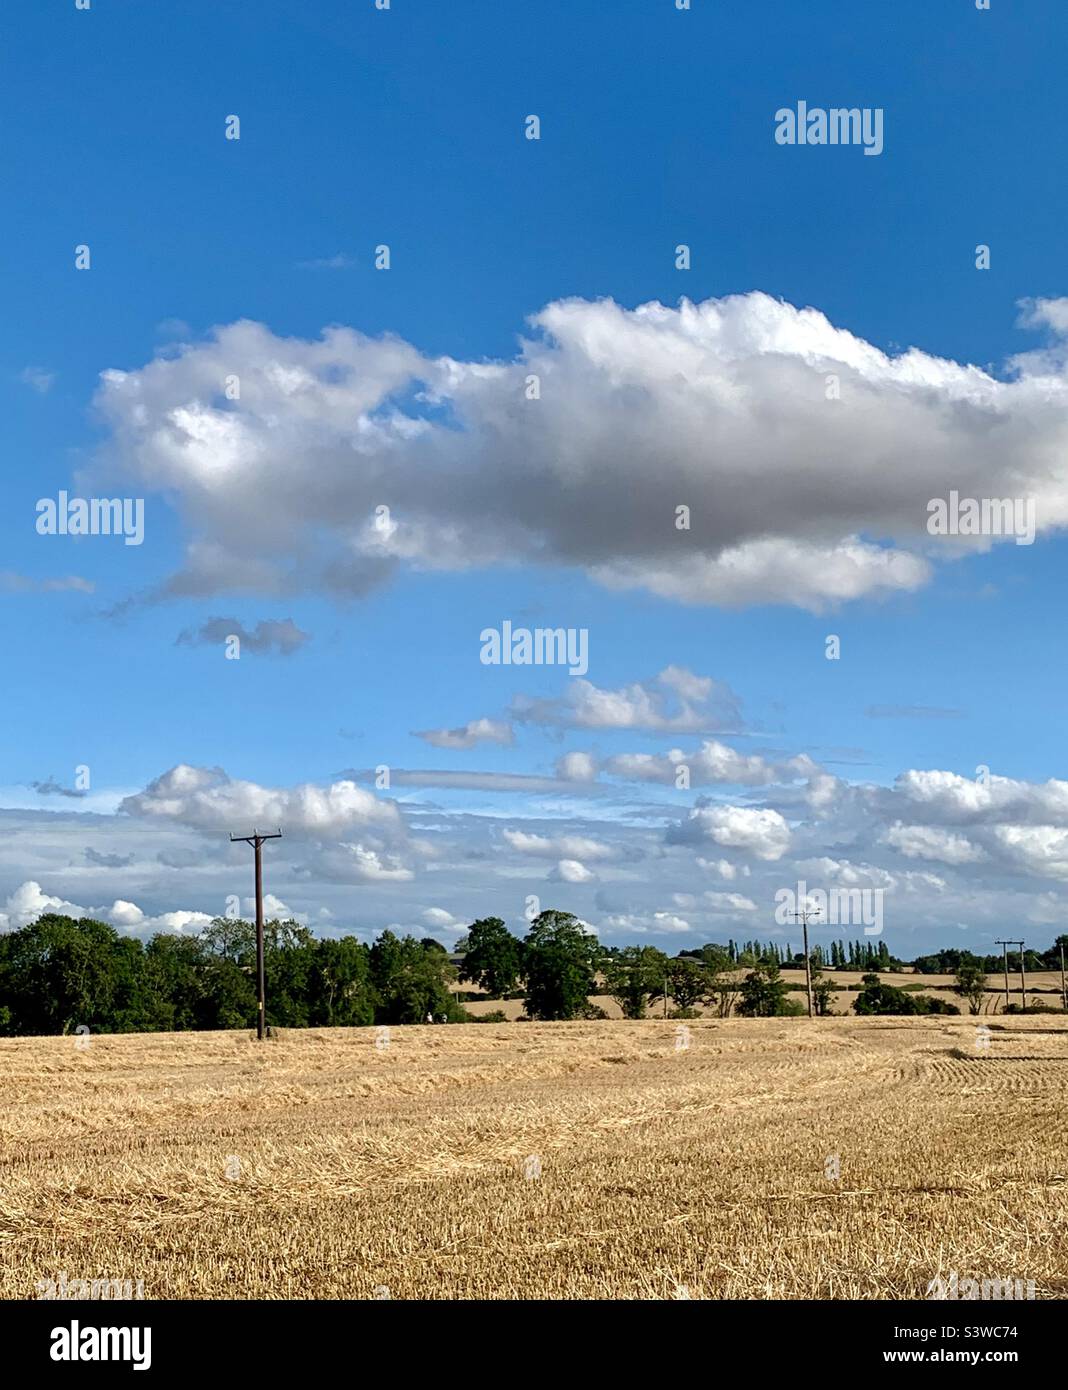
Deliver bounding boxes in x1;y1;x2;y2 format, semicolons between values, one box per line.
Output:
522;910;600;1020
603;945;670;1019
458;917;524;998
0;914;449;1035
667;957;708;1010
310;936;375;1027
811;969;838;1017
853;981;960;1016
0;914;140;1036
953;957;988;1014
924;996;961;1015
737;957;794;1017
369;930;461;1024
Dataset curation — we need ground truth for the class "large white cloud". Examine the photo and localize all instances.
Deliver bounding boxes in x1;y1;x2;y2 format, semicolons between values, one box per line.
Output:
882;822;986;865
0;880;213;935
121;764;404;837
91;294;1068;612
895;769;1068;825
670;804;793;861
991;825;1068;880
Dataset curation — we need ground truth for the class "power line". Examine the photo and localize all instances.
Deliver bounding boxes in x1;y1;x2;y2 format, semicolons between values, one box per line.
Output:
230;829;282;1041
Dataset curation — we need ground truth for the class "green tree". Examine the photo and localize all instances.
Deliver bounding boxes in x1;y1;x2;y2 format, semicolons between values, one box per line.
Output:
458;917;523;998
0;914;130;1035
700;945;741;1017
953;958;988;1015
737;957;794;1017
370;931;460;1024
668;956;708;1011
200;955;258;1029
810;960;837;1017
310;937;375;1026
854;981;930;1015
603;946;669;1019
522;910;599;1021
262;919;319;1028
142;934;209;1030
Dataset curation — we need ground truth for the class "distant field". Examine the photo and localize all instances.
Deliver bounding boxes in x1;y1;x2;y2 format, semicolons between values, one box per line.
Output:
1;1016;1066;1300
461;969;1068;1019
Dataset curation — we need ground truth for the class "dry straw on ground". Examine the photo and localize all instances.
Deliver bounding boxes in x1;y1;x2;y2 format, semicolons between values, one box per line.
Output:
1;1016;1065;1300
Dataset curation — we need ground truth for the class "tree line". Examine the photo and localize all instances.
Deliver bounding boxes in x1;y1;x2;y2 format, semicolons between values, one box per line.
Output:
683;938;898;971
0;909;1064;1036
0;908;618;1036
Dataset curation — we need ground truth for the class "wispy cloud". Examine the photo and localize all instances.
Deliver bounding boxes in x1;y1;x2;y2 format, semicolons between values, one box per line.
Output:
414;718;513;750
296;253;355;270
17;365;55;394
176;617;310;656
0;572;94;595
866;704;962;720
512;667;745;734
31;777;87;800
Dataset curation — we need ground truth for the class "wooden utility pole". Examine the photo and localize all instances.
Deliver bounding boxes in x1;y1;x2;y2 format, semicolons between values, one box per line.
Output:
996;940;1011;1013
1060;942;1067;1015
230;829;282;1040
996;939;1025;1015
790;906;821;1018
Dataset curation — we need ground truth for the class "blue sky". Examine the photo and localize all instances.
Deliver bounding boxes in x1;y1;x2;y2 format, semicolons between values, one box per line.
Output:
2;0;1067;956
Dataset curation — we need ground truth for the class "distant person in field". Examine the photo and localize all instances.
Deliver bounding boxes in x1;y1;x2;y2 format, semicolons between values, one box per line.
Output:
426;1012;433;1024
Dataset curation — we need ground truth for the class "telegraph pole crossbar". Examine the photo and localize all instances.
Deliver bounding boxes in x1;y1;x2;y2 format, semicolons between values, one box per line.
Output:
230;829;282;1040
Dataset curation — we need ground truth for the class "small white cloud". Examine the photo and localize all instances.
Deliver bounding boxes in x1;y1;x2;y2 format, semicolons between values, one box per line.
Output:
414;718;513;750
703;891;757;911
108;899;145;928
555;750;599;782
550;858;597;884
18;366;55;394
422;907;458;928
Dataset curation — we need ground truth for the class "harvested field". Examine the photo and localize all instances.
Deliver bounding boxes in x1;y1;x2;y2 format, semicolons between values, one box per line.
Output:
1;1016;1066;1300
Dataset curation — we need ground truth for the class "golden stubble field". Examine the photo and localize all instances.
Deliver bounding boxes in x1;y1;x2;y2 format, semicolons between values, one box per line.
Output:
1;1016;1065;1300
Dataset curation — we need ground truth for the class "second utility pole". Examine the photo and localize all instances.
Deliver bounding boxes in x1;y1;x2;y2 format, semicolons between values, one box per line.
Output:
230;828;282;1040
995;938;1024;1016
790;906;821;1018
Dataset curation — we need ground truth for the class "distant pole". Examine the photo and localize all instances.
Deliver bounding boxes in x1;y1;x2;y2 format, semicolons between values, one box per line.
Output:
995;938;1025;1015
1060;943;1067;1014
230;829;282;1040
996;940;1011;1013
790;907;821;1018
